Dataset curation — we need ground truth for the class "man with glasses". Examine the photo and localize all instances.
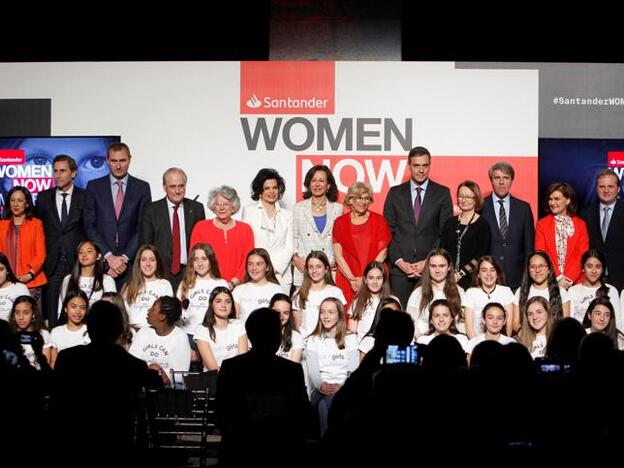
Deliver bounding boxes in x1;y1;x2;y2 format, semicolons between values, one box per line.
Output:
481;161;534;290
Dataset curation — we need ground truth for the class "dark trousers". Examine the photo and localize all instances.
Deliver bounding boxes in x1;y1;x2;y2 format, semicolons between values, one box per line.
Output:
390;269;418;310
43;255;72;328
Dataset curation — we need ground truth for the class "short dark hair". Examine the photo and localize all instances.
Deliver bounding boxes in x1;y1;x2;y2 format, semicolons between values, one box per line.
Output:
246;307;282;351
250;168;286;201
87;301;123;343
408;146;431;160
4;186;34;220
155;296;182;326
53;154;77;173
107;142;131;158
544;182;578;216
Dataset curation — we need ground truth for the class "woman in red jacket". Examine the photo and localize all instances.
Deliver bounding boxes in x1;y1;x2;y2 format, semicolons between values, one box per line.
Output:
0;186;47;307
535;182;588;290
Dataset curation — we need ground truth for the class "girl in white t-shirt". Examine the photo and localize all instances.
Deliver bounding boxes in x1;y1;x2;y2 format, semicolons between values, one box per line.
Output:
513;251;570;334
0;252;30;322
122;245;174;329
463;256;514;338
177;243;228;336
233;248;283;323
583;297;624;350
58;240;116;317
466;302;515;358
416;298;469;353
516;296;553;359
194;286;248;371
304;297;359;436
292;251;346;339
50;290;90;368
270;293;303;363
568;249;621;327
347;261;390;342
9;295;51;370
406;249;465;338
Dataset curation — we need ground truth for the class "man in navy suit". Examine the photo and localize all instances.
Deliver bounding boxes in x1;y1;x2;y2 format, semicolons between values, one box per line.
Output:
85;142;151;288
35;155;91;327
140;167;205;290
481;161;534;290
581;169;624;291
383;146;453;308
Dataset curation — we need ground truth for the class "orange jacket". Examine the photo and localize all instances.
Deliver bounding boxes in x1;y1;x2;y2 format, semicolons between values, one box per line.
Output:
0;217;47;288
535;215;589;284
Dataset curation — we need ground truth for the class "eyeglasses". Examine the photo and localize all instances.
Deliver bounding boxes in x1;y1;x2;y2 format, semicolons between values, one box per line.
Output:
355;196;372;203
214;202;232;208
529;264;548;271
457;195;475;200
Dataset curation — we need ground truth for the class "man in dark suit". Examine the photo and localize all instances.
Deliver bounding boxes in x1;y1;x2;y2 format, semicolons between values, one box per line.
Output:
481;161;534;290
383;146;453;308
581;169;624;291
35;154;91;327
216;308;311;467
85;142;151;288
140;167;205;290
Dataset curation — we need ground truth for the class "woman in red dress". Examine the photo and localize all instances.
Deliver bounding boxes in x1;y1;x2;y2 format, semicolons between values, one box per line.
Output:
332;182;391;305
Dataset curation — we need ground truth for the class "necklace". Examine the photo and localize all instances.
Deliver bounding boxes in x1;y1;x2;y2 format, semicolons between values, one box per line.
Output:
311;198;327;214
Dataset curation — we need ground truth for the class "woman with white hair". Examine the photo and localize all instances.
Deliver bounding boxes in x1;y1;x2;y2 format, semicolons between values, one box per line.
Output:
190;186;254;290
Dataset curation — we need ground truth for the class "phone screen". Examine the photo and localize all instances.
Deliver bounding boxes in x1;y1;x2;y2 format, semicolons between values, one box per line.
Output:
385;344;419;364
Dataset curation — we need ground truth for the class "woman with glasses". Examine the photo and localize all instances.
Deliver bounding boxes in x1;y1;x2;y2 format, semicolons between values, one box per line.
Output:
332;182;391;304
190;186;254;290
440;180;491;289
535;182;589;290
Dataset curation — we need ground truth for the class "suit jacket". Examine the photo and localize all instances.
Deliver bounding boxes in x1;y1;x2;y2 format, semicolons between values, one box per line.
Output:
481;194;535;290
0;217;47;287
535;214;589;284
139;197;205;270
34;186;91;276
85;174;151;260
581;199;624;291
242;201;294;285
383;179;452;266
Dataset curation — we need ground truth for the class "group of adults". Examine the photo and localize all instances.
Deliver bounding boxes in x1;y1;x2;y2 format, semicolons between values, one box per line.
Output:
0;142;622;331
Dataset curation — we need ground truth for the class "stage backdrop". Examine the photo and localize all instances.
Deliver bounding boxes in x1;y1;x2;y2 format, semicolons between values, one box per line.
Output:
0;62;538;216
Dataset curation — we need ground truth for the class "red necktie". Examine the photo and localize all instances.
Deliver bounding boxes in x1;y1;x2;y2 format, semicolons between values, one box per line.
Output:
171;205;181;275
114;181;124;219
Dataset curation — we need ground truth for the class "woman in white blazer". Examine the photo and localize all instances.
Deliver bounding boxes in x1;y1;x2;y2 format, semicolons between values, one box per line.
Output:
242;168;294;294
292;165;344;288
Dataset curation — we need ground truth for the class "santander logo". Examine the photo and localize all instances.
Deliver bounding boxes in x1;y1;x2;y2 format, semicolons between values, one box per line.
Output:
240;61;335;115
607;151;624;167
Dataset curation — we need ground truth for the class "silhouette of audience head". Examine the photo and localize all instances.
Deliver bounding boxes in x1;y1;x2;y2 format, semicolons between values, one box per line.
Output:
87;300;124;344
246;307;281;353
579;332;617;374
545;317;586;365
373;309;414;348
423;333;467;372
470;340;504;372
501;342;535;379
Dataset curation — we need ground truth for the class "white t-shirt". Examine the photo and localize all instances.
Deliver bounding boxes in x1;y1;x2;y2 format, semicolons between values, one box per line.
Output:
277;329;303;361
304;333;359;388
293;285;346;339
233;282;284;323
21;329;52;370
465;333;515;354
125;279;174;328
348;296;380;342
529;334;547;359
568;283;621;326
50;324;90;351
513;285;570;308
193;319;246;369
416;332;470;353
176;278;228;335
58;274;117;317
129;326;191;379
406;285;465;338
0;282;30;321
462;286;514;336
358;335;375;355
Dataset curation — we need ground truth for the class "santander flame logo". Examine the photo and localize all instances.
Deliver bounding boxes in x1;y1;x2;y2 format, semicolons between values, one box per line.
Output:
246;94;262;109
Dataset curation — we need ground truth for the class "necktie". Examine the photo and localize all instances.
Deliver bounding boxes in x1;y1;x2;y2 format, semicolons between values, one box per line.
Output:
498;200;509;240
114;181;124;219
60;192;69;226
601;206;612;241
171;205;181;275
413;186;422;223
